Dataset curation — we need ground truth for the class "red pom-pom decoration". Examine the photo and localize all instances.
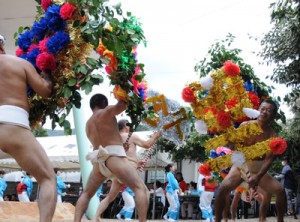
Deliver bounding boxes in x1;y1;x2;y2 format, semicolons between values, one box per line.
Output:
16;47;24;56
225;97;238;109
199;164;211;176
39;37;50;52
182;87;196;102
269;138;287;155
36;52;56;71
248;91;260;109
60;3;76;20
217;110;232;128
223;61;240;77
41;0;52;11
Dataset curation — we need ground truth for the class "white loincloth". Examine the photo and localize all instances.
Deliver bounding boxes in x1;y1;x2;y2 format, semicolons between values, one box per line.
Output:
0;105;30;130
86;145;126;178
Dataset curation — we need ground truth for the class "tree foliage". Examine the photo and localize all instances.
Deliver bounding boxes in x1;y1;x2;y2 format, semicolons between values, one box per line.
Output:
259;0;300;112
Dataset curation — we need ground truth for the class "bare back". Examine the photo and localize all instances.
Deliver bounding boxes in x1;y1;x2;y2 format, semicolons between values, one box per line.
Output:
120;132;138;162
0;54;52;111
86;107;124;149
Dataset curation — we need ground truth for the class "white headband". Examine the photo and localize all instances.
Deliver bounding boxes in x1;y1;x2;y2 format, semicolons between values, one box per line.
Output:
0;35;5;45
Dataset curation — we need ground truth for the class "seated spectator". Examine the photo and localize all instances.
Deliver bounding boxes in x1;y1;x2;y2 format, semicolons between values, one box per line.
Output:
180;181;200;219
4;194;11;201
11;194;18;201
102;179;112;196
176;172;187;193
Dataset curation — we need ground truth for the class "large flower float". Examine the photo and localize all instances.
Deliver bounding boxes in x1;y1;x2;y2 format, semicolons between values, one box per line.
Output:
182;61;287;177
15;0;148;133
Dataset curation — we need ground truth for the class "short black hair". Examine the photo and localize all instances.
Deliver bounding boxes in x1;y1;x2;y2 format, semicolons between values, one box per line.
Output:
54;168;60;174
260;98;278;116
165;164;173;172
90;94;108;110
155;180;162;188
118;119;130;130
0;170;5;175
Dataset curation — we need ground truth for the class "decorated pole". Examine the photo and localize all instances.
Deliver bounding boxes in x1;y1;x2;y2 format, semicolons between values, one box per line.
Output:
73;106;99;219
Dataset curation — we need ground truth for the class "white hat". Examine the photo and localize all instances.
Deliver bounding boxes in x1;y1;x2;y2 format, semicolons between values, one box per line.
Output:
0;35;5;45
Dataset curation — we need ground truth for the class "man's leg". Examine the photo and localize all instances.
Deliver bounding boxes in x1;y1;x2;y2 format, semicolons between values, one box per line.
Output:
222;193;231;222
258;174;286;222
74;165;106;222
94;178;122;221
257;187;271;222
231;191;241;220
215;167;243;222
0;126;57;222
106;156;149;222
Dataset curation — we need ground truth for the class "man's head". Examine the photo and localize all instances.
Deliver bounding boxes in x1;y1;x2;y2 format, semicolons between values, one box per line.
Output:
281;156;289;166
54;168;61;175
258;98;278;123
118;119;130;131
89;94;108;110
0;34;6;54
0;170;5;178
106;179;112;187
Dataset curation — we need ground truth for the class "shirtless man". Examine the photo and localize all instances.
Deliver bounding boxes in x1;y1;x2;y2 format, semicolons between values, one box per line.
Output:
74;94;150;222
94;119;161;221
0;35;57;222
214;99;286;222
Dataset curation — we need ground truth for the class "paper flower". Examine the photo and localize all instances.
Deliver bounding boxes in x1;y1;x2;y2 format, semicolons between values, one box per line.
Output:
199;164;211;176
60;3;76;20
113;86;129;102
216;146;233;155
231;151;245;167
15;47;24;56
38;37;50;52
182;87;196;102
210;150;218;159
47;31;70;54
36;52;56;71
216;110;231;128
194;120;207;135
200;75;214;90
269;138;287;155
41;0;52;11
17;31;32;52
248;91;260;109
223;61;240;76
243;108;260;119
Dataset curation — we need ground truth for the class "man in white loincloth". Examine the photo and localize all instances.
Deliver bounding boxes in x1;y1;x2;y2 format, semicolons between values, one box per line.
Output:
214;99;286;222
0;35;57;222
74;94;152;222
93;119;161;221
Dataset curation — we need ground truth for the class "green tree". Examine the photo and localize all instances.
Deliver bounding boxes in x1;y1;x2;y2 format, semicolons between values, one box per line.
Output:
259;0;300;112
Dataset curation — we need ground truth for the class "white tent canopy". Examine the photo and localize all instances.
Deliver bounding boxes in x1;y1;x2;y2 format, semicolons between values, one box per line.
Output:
0;131;171;173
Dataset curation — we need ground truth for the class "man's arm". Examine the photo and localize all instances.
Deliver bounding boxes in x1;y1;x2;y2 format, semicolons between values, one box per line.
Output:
24;60;53;98
105;100;127;116
248;152;275;188
132;131;161;149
